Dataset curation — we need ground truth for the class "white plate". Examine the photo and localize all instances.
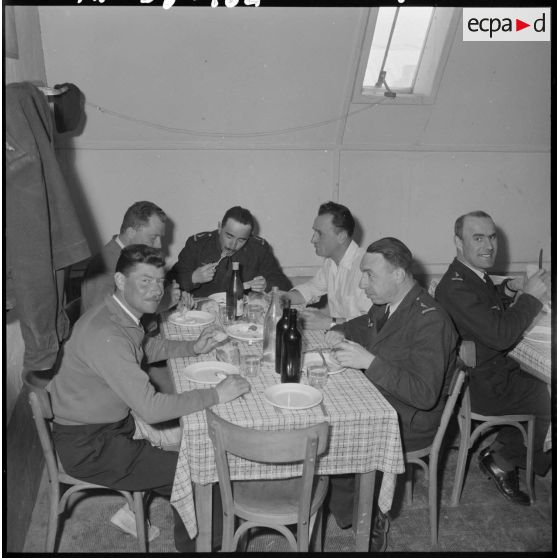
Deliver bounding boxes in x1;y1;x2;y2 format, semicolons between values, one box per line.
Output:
226;322;264;342
302;351;344;374
182;361;238;384
208;292;227;305
524;326;551;344
264;384;323;410
168;310;215;327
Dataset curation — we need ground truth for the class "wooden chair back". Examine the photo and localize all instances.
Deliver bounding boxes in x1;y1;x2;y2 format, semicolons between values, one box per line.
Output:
206;409;329;534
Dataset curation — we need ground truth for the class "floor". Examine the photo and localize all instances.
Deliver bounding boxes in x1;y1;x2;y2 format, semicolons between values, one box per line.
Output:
23;442;554;553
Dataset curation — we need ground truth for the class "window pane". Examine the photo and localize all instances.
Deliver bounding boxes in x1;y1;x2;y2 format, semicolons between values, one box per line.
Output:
364;7;434;91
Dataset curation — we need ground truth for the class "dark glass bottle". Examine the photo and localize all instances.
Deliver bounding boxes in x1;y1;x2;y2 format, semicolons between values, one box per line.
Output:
281;309;302;384
226;261;244;321
275;302;291;374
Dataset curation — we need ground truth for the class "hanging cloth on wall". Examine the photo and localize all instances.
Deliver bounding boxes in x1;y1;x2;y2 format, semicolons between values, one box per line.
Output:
5;81;91;372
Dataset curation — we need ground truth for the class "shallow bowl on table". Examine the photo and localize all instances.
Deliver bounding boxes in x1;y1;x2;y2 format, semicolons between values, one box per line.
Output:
168;310;215;327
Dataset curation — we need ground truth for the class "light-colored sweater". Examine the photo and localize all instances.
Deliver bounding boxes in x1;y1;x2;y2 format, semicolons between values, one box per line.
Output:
49;295;218;426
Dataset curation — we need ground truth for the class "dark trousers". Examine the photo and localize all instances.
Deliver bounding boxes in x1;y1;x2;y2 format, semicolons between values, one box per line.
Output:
53;413;222;551
469;364;551;476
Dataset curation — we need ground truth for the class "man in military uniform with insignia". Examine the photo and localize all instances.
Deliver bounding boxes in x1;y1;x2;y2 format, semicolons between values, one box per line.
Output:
171;206;292;297
324;236;458;551
435;210;550;506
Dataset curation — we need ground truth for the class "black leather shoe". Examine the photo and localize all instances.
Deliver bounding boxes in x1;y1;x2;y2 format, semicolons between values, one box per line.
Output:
370;510;390;552
478;448;530;506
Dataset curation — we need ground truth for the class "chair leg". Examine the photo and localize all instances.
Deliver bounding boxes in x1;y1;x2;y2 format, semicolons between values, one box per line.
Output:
525;419;535;504
451;419;470;507
222;511;235;552
405;465;414;505
46;479;60;552
132;491;147;552
428;456;438;548
312;507;324;552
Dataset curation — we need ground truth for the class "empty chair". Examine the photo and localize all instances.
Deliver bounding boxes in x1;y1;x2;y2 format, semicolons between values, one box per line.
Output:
28;389;147;552
404;367;468;548
451;340;535;505
205;409;329;552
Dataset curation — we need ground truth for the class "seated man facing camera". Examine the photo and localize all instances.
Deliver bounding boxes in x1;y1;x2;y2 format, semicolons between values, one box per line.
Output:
49;245;250;550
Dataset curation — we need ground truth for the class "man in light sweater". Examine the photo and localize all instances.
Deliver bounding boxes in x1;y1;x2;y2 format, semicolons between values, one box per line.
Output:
287;202;371;329
49;245;249;551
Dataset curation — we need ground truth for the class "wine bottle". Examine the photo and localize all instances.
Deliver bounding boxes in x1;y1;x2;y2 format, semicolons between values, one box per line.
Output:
262;287;283;365
281;309;302;384
275;302;291;374
226;261;244;321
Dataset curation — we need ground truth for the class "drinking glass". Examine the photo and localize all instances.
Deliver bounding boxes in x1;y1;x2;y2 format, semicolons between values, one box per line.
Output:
242;355;261;378
307;364;328;390
216;341;240;366
246;303;262;324
219;305;235;327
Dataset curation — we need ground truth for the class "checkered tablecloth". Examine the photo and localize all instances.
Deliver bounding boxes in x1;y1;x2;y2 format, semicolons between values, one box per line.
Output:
509;312;551;384
163;316;405;539
508;312;552;451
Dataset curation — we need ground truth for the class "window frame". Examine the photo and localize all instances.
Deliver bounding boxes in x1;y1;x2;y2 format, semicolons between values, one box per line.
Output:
352;7;461;105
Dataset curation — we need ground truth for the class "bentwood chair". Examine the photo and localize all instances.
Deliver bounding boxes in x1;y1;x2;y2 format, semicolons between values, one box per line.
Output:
28;390;148;552
451;341;535;505
205;409;330;552
404;366;468;548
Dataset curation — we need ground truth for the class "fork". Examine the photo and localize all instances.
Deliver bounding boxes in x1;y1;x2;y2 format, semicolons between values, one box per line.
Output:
318;349;331;373
212;249;233;267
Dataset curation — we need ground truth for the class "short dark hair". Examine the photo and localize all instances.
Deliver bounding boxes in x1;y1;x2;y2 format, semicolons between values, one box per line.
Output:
120;201;167;234
222;206;254;230
366;237;413;272
116;244;165;275
454;210;493;239
318;201;355;237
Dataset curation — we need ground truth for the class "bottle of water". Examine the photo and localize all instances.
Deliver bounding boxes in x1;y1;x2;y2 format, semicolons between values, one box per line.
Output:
226;261;244;320
262;287;283;365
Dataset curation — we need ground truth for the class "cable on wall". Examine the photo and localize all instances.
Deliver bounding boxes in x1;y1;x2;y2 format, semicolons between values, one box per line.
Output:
84;97;388;139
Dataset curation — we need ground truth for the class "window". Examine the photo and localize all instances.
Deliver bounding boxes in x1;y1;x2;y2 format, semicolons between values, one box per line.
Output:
353;7;461;104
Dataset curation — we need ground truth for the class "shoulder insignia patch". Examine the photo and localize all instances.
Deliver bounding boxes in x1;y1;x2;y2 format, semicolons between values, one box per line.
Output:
193;231;212;241
451;277;464;281
252;235;267;246
421;307;437;314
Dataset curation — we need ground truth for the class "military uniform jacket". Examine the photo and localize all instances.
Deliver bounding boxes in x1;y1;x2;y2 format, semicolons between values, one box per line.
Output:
171;230;293;296
334;283;458;452
435;258;542;372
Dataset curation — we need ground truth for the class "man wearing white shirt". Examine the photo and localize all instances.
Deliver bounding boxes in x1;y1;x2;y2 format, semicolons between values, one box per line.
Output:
287;202;370;329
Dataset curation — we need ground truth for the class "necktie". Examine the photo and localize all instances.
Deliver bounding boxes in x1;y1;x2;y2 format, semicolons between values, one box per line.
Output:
376;306;390;332
484;273;496;290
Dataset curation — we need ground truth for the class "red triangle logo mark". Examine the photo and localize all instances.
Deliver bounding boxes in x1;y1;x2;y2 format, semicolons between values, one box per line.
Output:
516;19;530;31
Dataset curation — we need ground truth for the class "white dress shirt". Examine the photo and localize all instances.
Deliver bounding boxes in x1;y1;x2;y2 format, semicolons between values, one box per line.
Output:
294;240;371;320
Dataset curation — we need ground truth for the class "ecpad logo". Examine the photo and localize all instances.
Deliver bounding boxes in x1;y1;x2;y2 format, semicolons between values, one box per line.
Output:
463;8;550;41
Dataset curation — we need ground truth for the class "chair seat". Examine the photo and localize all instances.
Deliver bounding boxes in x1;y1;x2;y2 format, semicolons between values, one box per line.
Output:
233;476;329;524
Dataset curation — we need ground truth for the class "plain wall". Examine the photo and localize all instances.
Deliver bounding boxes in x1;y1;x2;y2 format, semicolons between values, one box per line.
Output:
36;6;550;276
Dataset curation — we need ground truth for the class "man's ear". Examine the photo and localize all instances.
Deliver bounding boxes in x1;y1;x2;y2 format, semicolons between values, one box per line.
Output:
217;220;222;232
114;272;126;293
336;229;349;245
123;227;137;243
454;235;463;253
393;267;406;284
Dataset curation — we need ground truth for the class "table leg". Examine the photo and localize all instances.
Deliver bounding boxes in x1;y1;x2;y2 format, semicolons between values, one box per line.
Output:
353;470;377;552
194;483;213;552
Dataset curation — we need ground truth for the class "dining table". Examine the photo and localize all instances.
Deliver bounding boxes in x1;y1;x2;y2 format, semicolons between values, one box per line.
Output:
162;303;405;552
508;309;552;450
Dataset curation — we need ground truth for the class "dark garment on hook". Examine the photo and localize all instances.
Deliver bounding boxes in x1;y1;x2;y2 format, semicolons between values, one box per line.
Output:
5;82;90;371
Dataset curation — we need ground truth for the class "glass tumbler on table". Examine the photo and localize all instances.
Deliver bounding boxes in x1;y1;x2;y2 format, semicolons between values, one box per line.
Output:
306;364;328;390
242;355;261;378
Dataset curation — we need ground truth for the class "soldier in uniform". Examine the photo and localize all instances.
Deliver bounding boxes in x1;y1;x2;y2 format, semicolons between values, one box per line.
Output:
171;206;292;297
324;237;458;552
435;210;550;506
